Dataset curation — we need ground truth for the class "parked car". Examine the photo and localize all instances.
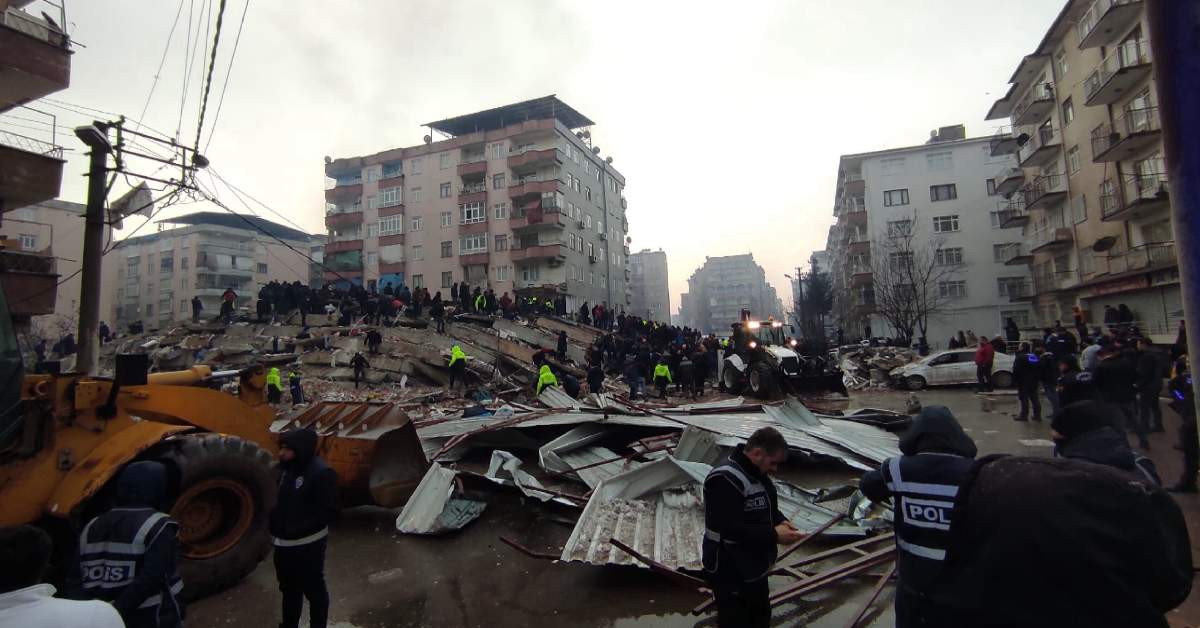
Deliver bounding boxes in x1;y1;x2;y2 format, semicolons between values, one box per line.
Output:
889;349;1014;390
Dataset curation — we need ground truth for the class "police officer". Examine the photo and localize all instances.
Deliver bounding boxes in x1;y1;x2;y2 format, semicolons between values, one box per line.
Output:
77;461;184;628
860;406;977;627
1167;357;1197;493
1012;342;1042;422
702;427;801;628
271;428;338;628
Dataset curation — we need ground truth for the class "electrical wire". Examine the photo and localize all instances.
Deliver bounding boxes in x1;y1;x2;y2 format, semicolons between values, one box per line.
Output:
193;0;227;152
135;0;187;138
207;167;308;234
202;0;249;153
177;0;197;139
39;98;174;141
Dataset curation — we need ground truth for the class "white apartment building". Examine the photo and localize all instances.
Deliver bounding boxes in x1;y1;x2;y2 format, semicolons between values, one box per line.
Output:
679;254;783;334
628;248;670;323
827;126;1033;346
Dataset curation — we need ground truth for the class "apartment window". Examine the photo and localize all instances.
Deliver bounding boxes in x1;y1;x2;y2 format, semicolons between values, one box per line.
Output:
379;216;403;236
181;256;189;269
440;211;452;228
888;252;914;272
412;274;424;288
439;154;451;170
522;266;540;282
932;215;960;233
495;265;510;282
997;277;1025;297
587;242;595;257
18;234;37;250
930;184;957;202
366;196;377;210
939;280;967;298
993;243;1017;262
1054;253;1071;275
1067;145;1081;175
1061;97;1075;126
366;252;377;266
460;234;487;254
882;189;909;207
366;224;379;238
460;202;485;224
493;202;508;219
986;178;998;196
887;220;912;237
494;234;508;251
584;186;592;202
439;182;451;198
493;173;505;190
409;187;422;203
935;247;964;265
410;216;422;232
1079;248;1096;275
382;161;402;178
441;271;453;288
1002;309;1032;329
926;151;953;171
379;244;403;263
257;262;268;273
440;241;453;258
584;214;592;229
412;245;424;261
491;142;503;160
1054;48;1068;78
880;156;906;175
409;157;422;174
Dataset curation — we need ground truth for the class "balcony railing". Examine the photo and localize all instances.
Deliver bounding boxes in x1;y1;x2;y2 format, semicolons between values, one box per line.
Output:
1005;280;1035;301
1083;40;1152;105
1023;173;1067;209
1018;124;1061;166
840;197;866;212
1078;0;1141;48
0;128;64;159
999;243;1031;264
1123;171;1169;208
1;6;69;47
1091;107;1161;161
460;183;487;194
989;126;1020;156
1014;82;1056;125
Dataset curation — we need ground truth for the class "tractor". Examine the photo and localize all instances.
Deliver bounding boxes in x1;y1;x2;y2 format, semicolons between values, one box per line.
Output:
719;314;848;399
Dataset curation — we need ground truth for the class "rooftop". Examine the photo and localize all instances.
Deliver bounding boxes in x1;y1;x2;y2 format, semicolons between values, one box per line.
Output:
121;211;313;247
425;95;594;137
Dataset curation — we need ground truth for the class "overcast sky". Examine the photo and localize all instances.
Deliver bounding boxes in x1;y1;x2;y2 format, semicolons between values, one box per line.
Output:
36;0;1063;316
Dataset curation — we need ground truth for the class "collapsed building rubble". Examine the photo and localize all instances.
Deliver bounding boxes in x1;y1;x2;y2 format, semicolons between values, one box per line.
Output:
837;346;919;390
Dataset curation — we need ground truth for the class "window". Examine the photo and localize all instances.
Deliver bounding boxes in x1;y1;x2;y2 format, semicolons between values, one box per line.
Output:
440;241;453;258
1053;253;1071;275
412;245;424;261
888;252;914;270
366;252;377;266
440;211;452;227
409;187;422;203
493;202;508;219
181;256;189;270
379;215;403;236
1079;248;1096;275
410;216;422;231
460;234;487;254
584;186;592;202
521;266;540;282
939;280;967;298
584;214;592;229
494;234;508;251
935;247;964;265
380;244;403;263
986;178;998;195
439;182;451;198
409;157;422;174
587;242;595;257
1067;145;1081;175
493;173;505;189
1054;48;1068;78
459;202;485;224
491;142;503;160
887;220;912;237
495;265;510;282
1061;97;1075;126
882;189;909;206
18;234;37;250
930;184;957;201
366;224;379;238
932;215;959;233
382;161;402;178
997;278;1025;297
439;154;451;169
880;156;906;174
993;243;1018;262
412;274;424;288
1001;309;1032;329
926;151;953;171
257;262;268;273
441;272;453;288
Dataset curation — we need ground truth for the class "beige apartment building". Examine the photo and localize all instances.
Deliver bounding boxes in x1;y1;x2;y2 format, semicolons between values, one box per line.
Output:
322;96;631;312
107;212;316;329
628;248;670;323
985;0;1177;338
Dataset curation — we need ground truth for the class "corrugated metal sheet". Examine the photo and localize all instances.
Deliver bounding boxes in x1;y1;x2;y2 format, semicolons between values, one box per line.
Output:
673;426;721;465
538;425;627;489
485;450;553;501
395;464;486;535
538;386;583;409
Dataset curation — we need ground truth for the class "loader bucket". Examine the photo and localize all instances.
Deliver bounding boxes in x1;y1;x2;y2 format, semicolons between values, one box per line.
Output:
273;402;429;508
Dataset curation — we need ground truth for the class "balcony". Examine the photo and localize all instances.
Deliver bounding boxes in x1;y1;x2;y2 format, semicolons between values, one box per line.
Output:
847;239;870;256
326;250;363;272
457;158;487;177
1102;172;1168;221
0;127;64;212
1029;224;1073;253
460;252;490;266
510;202;567;232
508;178;558;200
1091;107;1161;162
1022;174;1067;210
324;210;363;229
378;203;404;218
990;126;1021;157
1077;0;1144;49
379;261;405;275
843;174;865;197
1018;124;1062;168
1006;280;1036;302
850;267;872;287
994;166;1026;197
1103;242;1175;275
509;243;567;263
324;182;362;203
0;247;57;319
1083;40;1153;106
843;209;868;225
324;239;364;254
0;6;72;113
1000;243;1033;266
1013;83;1056;126
458;217;489;235
508;147;560;172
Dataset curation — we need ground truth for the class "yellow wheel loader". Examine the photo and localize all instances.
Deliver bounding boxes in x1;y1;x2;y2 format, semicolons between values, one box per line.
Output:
0;292;427;600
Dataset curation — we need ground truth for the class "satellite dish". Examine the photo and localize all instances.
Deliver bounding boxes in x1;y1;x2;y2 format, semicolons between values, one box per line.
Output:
1015;132;1030;146
606;156;613;164
582;130;591;139
591;146;600;154
1092;236;1118;253
423;135;432;144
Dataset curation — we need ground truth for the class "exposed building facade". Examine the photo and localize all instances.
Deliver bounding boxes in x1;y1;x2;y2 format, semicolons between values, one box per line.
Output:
108;212;315;329
825;126;1032;346
628;248;669;323
322;96;631;312
679;254;783;334
983;0;1178;339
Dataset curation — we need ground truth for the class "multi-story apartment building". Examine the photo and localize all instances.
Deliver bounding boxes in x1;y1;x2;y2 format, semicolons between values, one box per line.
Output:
984;0;1177;339
107;212;316;329
826;125;1033;346
322;96;631;312
628;248;670;323
679;254;783;334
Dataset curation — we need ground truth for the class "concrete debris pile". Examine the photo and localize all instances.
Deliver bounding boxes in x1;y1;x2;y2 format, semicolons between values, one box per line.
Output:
838;347;919;390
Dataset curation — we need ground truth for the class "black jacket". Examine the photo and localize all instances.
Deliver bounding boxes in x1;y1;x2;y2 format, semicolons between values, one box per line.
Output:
1135;350;1163;393
702;447;785;582
1094;354;1136;403
270;429;338;542
586;365;604;390
1169;373;1195;418
1012;351;1042;390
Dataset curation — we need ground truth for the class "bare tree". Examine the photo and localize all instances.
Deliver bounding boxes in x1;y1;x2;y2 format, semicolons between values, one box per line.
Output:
869;211;963;345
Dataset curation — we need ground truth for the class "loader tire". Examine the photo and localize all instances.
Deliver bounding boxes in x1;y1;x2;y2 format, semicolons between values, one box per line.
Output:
748;362;776;400
160;433;277;601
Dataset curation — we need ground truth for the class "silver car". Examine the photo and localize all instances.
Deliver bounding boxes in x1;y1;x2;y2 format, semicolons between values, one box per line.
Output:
889;349;1015;390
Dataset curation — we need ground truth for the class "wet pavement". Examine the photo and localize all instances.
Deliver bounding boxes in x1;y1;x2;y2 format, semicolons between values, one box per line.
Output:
188;388;1200;627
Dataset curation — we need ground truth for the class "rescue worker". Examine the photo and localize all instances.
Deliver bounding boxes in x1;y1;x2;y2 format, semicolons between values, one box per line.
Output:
271;429;337;628
266;366;284;404
702;427;801;627
289;369;304;406
1167;357;1196;493
191;295;203;323
1012;342;1042;422
587;361;605;395
447;345;467;391
860;406;977;627
653;358;672;399
535;364;559;396
556;331;568;361
474;290;486;313
77;461;184;628
350;352;369;389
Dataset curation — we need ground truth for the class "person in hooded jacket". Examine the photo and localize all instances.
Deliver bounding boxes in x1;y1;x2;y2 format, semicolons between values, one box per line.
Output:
860;406;977;627
1012;342;1042;422
535;364;559;396
1167;357;1197;493
447;345;467;391
77;461;184;628
1;525;124;628
586;361;605;395
1051;400;1160;485
271;429;338;628
266;366;284;404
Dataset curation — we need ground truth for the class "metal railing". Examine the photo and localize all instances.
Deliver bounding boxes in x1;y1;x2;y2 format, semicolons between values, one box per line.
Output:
1002;279;1034;299
1078;0;1136;45
0;128;64;159
1018;124;1060;163
460;153;486;164
1091;107;1160;157
1104;242;1176;274
459;183;487;194
999;243;1030;264
1;5;69;47
1123;171;1169;207
840;197;866;212
1014;82;1055;120
1023;173;1067;207
1084;40;1152;102
989;126;1015;154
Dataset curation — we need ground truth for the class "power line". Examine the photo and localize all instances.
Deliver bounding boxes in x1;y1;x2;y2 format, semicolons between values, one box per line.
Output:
203;0;249;153
39;98;174;141
135;0;187;138
193;0;228;152
207;166;309;234
177;0;197;138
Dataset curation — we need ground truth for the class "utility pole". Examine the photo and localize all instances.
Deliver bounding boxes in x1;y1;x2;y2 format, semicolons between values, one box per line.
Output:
74;122;112;375
1147;1;1200;405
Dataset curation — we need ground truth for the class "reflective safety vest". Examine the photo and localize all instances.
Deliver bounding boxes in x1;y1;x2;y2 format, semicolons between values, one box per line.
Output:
79;507;184;618
536;366;559;395
653;363;672;383
448;345;466;367
475;294;485;310
265;368;282;391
